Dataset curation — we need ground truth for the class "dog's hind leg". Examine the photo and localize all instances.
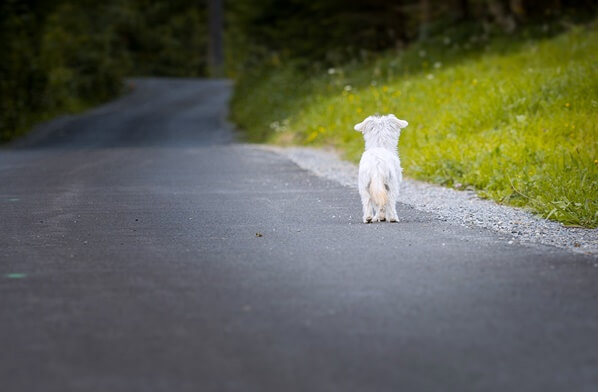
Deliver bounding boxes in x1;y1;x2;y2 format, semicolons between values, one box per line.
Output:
361;196;374;223
359;179;375;223
385;176;400;222
386;198;399;222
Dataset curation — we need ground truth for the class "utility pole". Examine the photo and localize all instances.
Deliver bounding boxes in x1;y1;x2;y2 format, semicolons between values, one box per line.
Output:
208;0;224;77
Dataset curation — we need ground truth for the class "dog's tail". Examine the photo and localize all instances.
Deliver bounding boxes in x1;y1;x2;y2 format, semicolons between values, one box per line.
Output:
369;171;388;207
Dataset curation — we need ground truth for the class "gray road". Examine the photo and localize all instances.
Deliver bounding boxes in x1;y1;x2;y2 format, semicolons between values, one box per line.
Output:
1;78;597;392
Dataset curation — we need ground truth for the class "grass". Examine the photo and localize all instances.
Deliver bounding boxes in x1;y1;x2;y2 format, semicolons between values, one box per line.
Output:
231;19;598;228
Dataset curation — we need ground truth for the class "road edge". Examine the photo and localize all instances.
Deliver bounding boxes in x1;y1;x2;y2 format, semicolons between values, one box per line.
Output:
256;145;598;258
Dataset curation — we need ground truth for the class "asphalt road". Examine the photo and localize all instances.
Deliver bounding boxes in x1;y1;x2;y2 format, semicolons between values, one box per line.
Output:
1;78;597;392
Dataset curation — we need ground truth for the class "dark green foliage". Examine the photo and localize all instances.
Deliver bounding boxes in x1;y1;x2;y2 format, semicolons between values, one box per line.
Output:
226;0;412;77
116;0;207;77
227;0;598;75
229;0;405;62
0;0;207;142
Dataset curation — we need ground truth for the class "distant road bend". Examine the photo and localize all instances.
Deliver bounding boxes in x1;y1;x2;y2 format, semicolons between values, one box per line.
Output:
1;78;597;392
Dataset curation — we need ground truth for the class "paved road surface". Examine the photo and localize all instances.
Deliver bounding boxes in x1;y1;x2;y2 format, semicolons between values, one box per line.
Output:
1;78;597;392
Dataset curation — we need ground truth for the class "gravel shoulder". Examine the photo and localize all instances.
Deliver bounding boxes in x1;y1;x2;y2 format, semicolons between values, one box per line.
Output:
259;145;598;257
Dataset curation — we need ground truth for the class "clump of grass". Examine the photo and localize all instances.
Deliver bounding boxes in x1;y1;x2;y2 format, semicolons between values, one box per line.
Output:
231;21;598;228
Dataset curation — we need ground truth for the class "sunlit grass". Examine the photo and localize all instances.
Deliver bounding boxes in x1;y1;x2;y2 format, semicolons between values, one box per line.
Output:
231;21;598;228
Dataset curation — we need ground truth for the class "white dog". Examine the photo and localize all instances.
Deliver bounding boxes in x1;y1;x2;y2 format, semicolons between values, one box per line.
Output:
355;114;408;223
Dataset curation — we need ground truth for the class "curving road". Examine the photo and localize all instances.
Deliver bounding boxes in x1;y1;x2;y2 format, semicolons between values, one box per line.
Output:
1;78;597;392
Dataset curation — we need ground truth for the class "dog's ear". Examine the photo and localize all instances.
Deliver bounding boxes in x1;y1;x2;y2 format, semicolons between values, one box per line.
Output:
354;120;366;133
354;117;371;133
388;114;408;130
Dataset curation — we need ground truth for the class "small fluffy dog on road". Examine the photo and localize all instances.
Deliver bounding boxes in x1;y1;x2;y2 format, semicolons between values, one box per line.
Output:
355;114;408;223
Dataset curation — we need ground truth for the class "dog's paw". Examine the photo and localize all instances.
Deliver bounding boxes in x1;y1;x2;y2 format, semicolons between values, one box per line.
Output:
363;216;373;224
388;217;399;223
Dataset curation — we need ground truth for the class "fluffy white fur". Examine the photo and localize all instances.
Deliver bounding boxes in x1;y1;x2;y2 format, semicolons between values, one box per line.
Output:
355;114;408;223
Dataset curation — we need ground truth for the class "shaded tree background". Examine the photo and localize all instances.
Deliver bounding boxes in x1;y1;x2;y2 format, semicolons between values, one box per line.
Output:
226;0;595;74
0;0;207;142
1;0;595;141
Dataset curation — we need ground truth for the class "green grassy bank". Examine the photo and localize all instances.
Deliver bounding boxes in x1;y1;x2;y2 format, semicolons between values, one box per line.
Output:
231;21;598;228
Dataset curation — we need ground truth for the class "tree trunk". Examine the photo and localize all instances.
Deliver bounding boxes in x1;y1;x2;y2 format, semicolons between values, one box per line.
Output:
208;0;224;77
457;0;470;20
418;0;430;40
